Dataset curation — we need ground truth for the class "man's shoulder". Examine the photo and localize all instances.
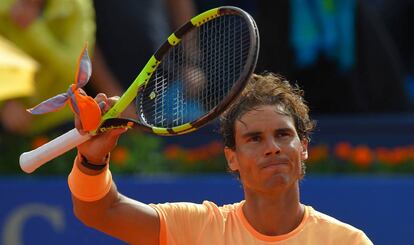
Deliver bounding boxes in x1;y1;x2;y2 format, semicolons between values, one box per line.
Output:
307;206;357;228
306;206;364;234
302;206;373;244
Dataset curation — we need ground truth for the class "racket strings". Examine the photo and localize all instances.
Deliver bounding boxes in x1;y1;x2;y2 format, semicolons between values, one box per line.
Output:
140;14;252;128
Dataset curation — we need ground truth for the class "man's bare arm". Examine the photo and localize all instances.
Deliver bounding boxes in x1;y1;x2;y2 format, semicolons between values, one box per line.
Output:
70;95;160;245
72;180;160;245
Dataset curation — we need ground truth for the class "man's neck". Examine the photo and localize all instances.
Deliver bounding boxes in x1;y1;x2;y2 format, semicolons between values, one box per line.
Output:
242;184;304;236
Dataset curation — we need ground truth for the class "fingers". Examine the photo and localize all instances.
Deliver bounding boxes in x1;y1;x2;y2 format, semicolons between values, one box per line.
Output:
78;126;128;161
94;93;119;114
75;93;127;160
106;96;120;111
95;93;108;113
75;93;122;134
74;93;108;134
74;116;89;135
74;92;122;134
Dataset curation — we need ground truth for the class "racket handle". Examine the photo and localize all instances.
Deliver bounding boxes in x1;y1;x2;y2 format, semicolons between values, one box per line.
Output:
19;128;91;173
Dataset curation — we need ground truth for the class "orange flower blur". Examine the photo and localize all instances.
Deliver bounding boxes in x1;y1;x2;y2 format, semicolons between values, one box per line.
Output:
334;142;352;160
308;144;329;163
351;145;373;167
163;141;223;164
112;146;129;166
31;136;49;149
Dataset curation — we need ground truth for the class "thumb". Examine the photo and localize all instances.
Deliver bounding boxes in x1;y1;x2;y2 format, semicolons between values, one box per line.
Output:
101;127;129;150
109;127;128;138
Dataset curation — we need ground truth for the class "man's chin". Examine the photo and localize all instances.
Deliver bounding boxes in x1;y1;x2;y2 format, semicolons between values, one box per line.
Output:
263;174;294;190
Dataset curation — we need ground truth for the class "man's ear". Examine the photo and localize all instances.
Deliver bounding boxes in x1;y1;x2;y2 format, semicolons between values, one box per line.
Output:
224;147;239;171
301;139;309;161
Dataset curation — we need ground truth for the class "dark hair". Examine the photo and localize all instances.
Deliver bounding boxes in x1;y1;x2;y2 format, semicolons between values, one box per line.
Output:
220;72;316;176
220;72;315;149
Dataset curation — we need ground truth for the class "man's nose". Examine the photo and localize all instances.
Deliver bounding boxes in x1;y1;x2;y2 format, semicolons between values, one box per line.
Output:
264;138;281;156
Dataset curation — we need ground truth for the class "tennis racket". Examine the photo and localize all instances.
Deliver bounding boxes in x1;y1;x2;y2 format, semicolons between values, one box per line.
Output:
20;6;260;173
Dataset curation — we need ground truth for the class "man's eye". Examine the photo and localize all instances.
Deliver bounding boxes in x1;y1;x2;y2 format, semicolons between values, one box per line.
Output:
248;136;261;142
277;132;291;138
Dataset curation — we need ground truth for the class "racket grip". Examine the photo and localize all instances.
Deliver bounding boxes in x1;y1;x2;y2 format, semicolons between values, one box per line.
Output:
19;128;91;173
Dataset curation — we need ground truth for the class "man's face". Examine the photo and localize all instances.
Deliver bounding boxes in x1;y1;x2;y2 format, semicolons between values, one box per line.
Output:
224;105;308;193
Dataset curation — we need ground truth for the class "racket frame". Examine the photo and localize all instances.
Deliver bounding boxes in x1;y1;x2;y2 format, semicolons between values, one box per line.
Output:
98;6;260;136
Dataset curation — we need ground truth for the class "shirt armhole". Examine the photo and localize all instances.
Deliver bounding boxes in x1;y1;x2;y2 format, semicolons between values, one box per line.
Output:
150;205;167;245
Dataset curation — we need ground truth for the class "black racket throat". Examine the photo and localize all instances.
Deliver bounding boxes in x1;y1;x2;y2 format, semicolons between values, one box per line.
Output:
98;118;148;133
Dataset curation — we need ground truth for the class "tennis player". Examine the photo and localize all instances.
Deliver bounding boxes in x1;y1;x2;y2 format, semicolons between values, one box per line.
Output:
69;73;373;244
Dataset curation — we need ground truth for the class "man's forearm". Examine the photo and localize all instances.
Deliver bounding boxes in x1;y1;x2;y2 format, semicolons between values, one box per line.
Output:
70;153;118;226
72;181;121;228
